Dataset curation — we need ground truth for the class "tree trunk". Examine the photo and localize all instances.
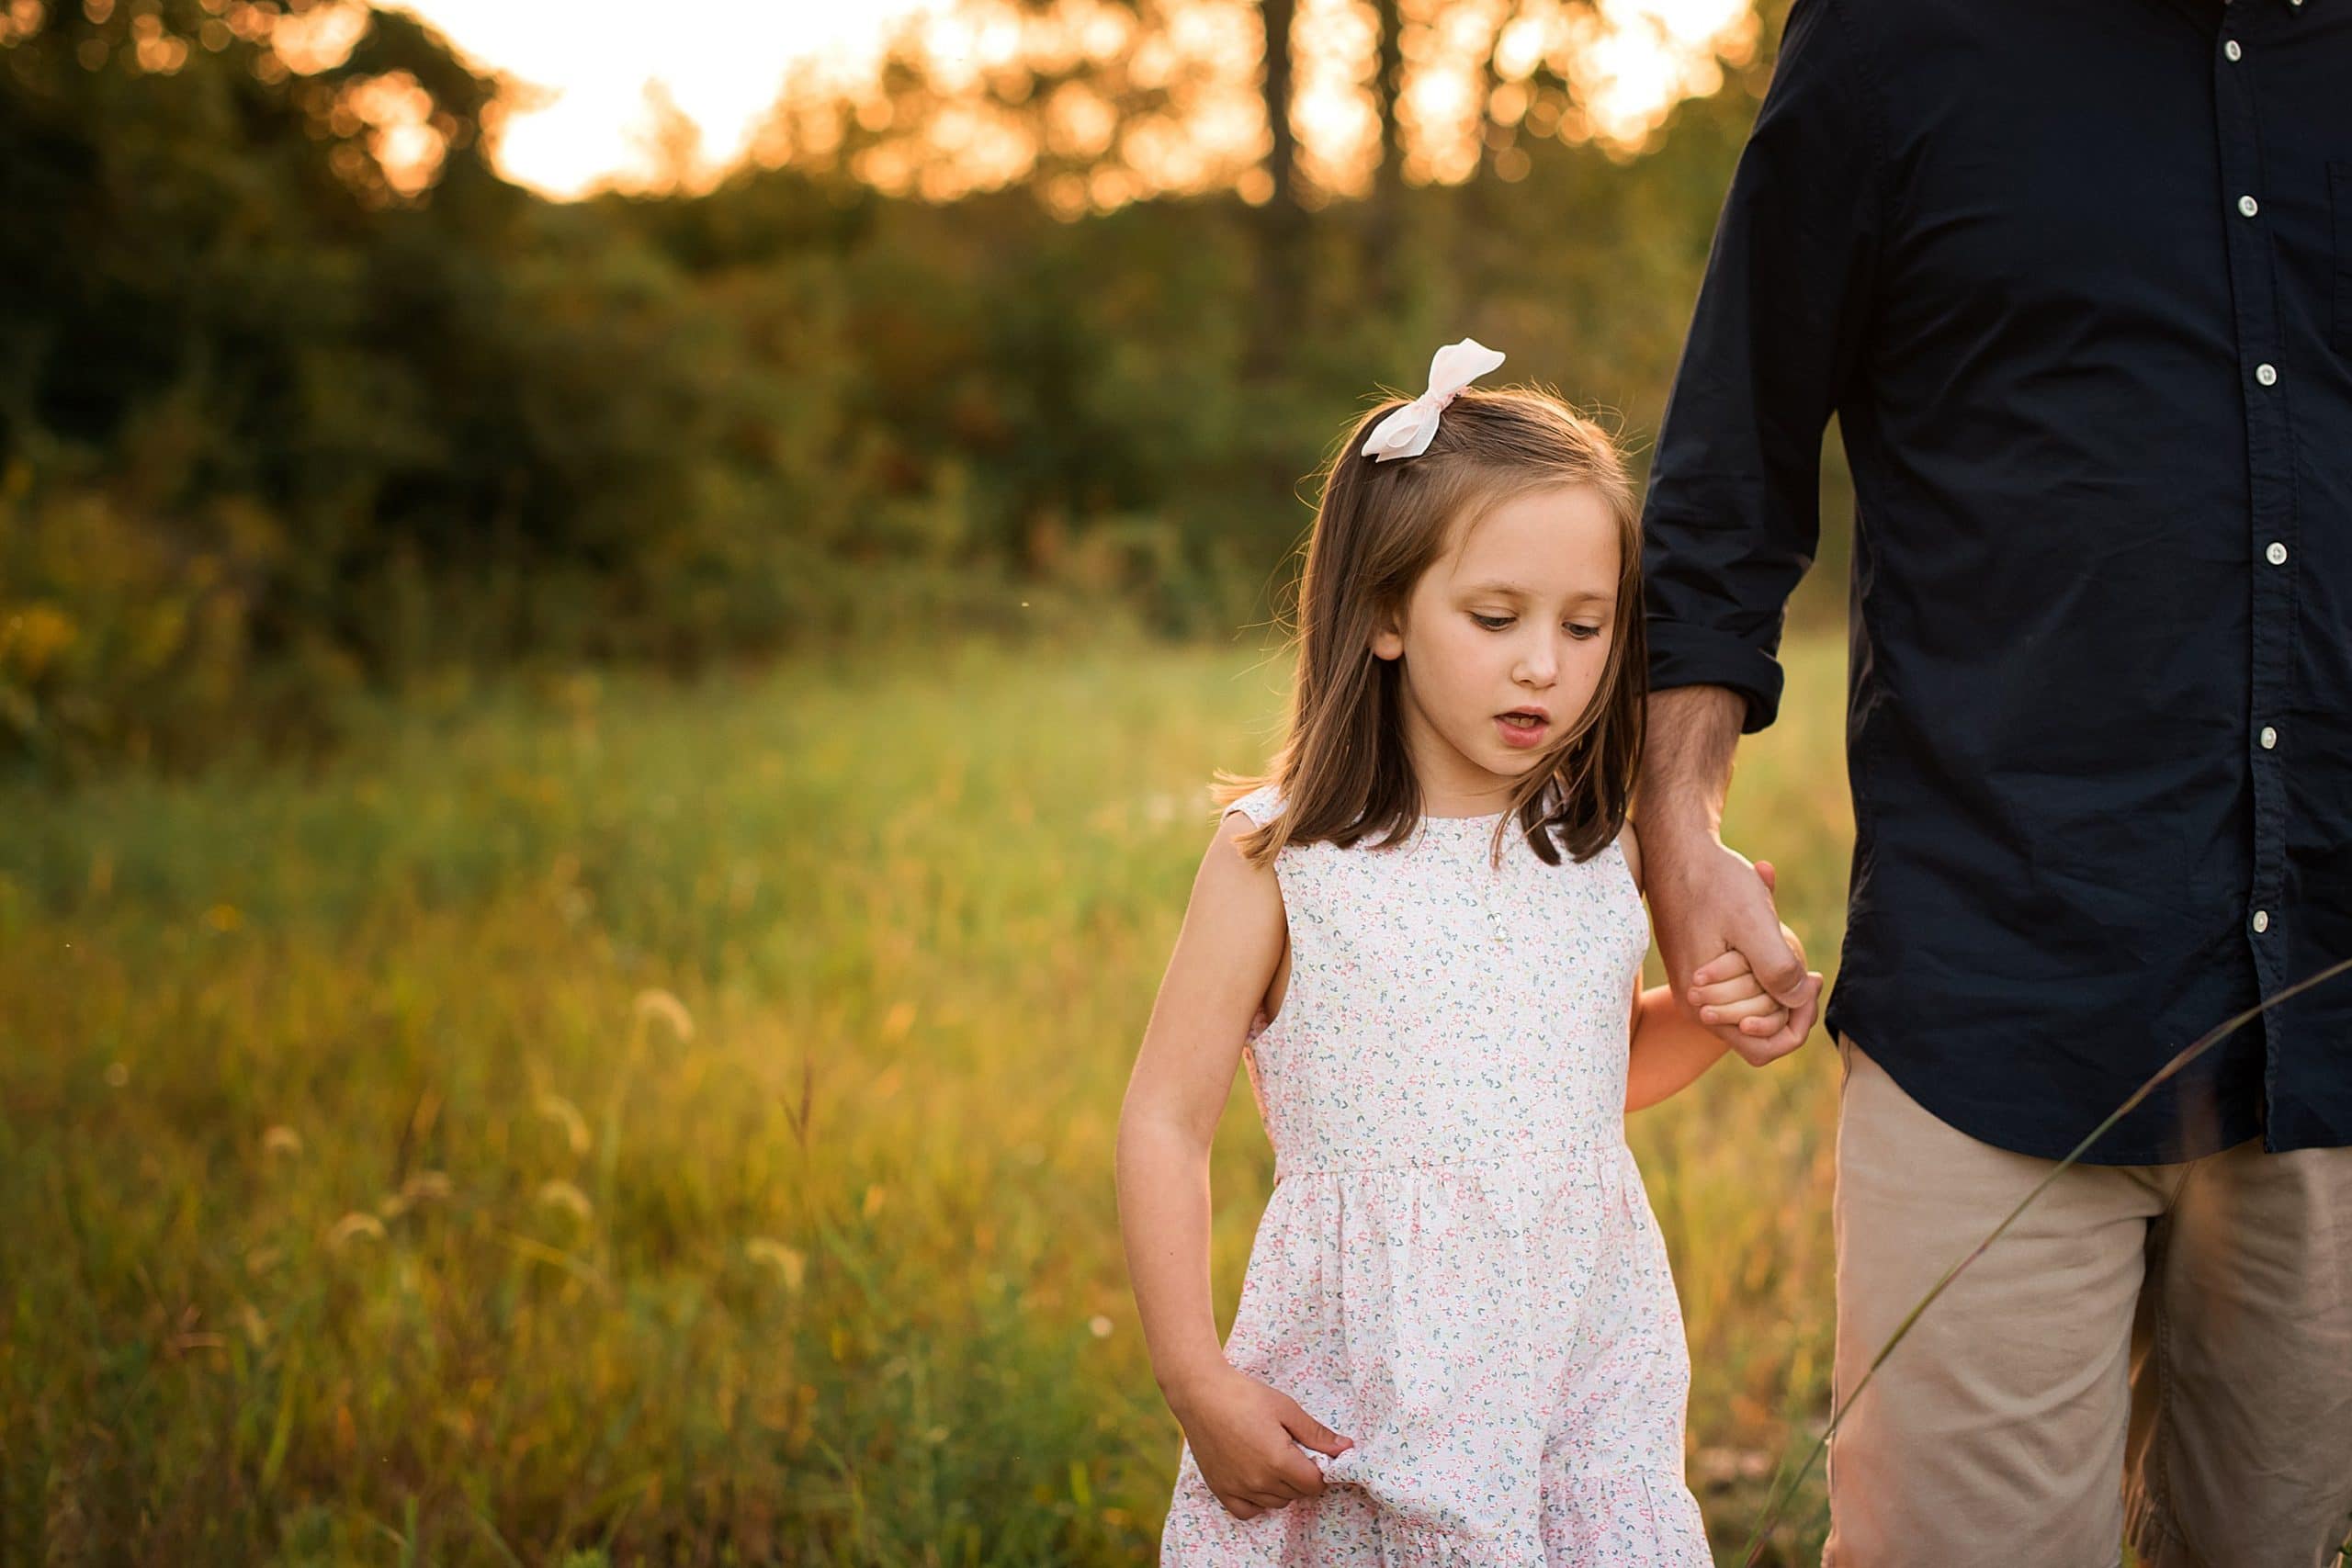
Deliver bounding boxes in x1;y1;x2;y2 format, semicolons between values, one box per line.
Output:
1251;0;1303;377
1472;1;1511;182
1373;0;1403;204
1367;0;1403;305
1262;0;1298;214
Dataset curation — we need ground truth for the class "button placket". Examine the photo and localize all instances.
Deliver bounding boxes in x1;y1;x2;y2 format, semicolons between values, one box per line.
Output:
2213;5;2294;1123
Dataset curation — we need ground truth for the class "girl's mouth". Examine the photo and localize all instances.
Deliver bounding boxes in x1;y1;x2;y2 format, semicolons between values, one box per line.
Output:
1495;710;1550;749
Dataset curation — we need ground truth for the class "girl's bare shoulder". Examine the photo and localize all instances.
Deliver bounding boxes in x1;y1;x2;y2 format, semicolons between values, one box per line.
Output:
1202;801;1282;902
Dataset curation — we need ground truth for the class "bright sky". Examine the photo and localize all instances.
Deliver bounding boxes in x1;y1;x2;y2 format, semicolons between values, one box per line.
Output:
392;0;1748;201
389;0;930;197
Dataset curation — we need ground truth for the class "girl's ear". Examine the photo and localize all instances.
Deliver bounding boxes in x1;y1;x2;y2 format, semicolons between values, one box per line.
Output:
1368;604;1406;662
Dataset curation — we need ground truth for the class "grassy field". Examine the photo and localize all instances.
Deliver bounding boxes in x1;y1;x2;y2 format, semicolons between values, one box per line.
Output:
1;628;1858;1564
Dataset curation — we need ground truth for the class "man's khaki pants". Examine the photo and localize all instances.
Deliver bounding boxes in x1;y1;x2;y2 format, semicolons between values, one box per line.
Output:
1824;1036;2352;1568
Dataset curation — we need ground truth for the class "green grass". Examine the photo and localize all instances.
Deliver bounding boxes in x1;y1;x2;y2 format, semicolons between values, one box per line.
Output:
0;629;1855;1564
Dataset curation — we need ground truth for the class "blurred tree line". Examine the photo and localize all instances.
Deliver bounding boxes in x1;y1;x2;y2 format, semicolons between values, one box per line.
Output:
0;0;1841;780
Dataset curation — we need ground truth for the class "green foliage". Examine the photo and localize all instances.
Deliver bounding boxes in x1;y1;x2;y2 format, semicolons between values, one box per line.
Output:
0;630;1845;1562
1;3;1855;784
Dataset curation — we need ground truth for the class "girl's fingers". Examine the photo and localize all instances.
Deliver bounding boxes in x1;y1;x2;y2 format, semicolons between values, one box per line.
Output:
1688;975;1766;1009
1699;992;1781;1025
1754;860;1777;893
1690;953;1749;987
1279;1404;1354;1457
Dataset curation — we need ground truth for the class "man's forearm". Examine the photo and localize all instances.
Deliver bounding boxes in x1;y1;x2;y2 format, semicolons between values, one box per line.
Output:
1634;685;1747;859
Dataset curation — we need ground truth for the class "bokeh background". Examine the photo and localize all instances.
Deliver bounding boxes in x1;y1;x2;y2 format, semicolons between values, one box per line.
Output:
1;0;1863;1561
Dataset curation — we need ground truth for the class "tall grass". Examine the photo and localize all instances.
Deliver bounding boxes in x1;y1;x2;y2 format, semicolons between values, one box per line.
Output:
0;631;1854;1564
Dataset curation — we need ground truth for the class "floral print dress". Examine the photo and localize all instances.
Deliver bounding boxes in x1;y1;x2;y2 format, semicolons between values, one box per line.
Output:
1159;784;1711;1566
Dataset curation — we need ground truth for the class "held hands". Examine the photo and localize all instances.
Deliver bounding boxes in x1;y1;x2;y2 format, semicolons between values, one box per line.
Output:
1167;1362;1354;1520
1686;868;1820;1042
1652;850;1822;1066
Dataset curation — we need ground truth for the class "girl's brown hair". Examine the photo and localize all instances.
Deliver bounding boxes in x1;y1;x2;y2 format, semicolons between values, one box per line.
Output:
1216;383;1646;870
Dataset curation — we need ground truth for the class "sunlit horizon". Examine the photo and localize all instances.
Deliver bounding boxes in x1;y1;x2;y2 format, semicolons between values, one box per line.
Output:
387;0;933;198
391;0;1752;203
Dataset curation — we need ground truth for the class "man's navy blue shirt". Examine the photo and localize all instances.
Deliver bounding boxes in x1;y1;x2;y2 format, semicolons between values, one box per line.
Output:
1642;0;2352;1162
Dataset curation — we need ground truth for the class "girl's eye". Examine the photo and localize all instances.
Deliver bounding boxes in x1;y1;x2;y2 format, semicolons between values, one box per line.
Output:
1566;624;1604;641
1471;614;1514;631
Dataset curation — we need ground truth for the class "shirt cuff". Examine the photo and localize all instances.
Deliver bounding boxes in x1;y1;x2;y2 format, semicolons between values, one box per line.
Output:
1646;624;1786;734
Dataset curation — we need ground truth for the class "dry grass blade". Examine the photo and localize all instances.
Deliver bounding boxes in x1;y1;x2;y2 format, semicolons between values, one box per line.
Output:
1739;952;2352;1567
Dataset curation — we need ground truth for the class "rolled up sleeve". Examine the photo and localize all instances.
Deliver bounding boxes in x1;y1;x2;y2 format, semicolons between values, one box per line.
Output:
1641;0;1883;733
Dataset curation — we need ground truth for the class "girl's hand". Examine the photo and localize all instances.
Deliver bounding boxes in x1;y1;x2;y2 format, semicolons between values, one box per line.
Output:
1688;867;1817;1039
1167;1362;1353;1519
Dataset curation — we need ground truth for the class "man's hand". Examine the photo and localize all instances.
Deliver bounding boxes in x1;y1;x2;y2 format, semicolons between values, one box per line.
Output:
1166;1363;1353;1519
1650;842;1819;1066
1684;870;1819;1043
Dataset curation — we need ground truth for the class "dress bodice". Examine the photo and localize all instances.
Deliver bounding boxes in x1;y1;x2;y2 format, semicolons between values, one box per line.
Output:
1227;784;1650;1179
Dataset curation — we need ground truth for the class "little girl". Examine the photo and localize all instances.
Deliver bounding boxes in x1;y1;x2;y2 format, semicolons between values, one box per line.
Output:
1115;341;1815;1564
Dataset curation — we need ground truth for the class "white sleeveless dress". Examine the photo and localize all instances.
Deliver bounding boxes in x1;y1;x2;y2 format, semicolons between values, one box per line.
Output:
1159;784;1711;1566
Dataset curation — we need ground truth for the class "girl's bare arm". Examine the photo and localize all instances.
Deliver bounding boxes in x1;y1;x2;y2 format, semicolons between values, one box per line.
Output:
1115;807;1287;1402
1627;981;1740;1111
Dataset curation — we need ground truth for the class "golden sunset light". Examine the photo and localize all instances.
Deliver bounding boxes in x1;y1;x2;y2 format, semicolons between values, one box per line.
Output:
386;0;936;197
13;0;2057;1556
391;0;1753;200
34;0;2331;1555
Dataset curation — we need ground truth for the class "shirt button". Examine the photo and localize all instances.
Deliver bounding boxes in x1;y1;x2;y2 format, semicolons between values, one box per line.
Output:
2260;726;2278;750
2237;195;2259;218
2267;541;2288;566
2256;363;2278;386
2253;910;2270;934
2225;39;2242;61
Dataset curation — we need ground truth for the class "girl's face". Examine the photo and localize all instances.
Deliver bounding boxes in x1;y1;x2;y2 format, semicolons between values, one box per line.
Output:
1370;482;1623;817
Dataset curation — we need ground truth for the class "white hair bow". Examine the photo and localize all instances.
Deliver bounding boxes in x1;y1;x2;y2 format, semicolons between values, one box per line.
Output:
1359;338;1508;463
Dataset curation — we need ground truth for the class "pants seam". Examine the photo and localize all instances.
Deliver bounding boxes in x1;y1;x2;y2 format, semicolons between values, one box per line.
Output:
2132;1160;2204;1563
